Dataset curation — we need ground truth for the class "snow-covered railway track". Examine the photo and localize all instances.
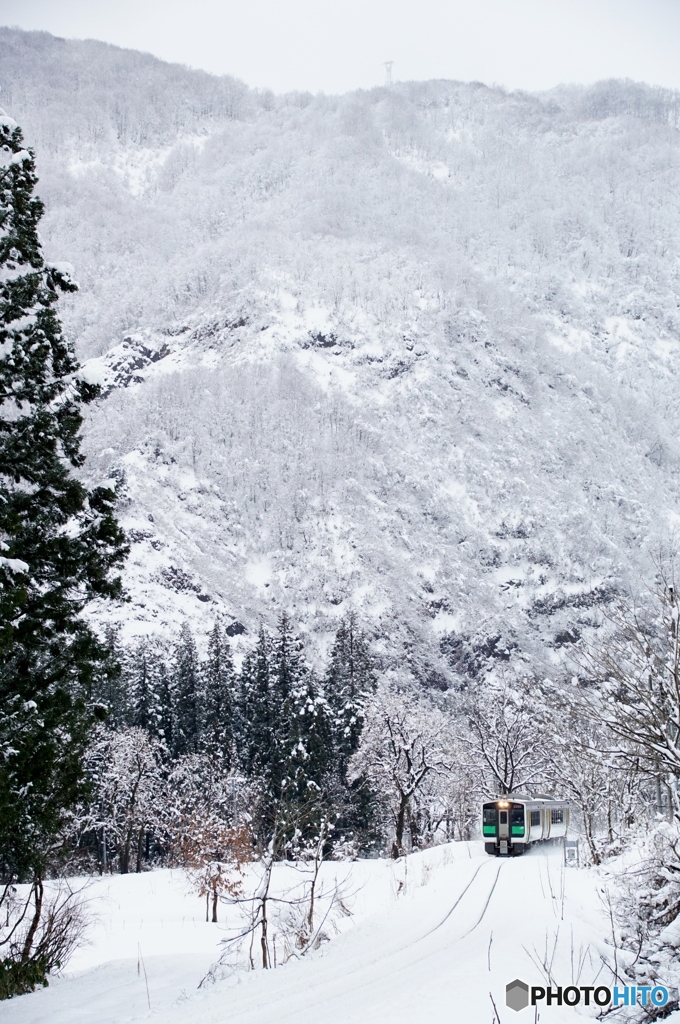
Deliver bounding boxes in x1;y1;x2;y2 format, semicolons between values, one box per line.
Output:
421;858;497;940
455;862;503;940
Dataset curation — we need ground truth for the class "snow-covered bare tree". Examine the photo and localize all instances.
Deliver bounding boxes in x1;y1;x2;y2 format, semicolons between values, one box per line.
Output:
543;694;644;864
462;681;552;796
579;570;680;799
349;687;453;858
162;753;250;865
85;727;164;874
412;744;479;845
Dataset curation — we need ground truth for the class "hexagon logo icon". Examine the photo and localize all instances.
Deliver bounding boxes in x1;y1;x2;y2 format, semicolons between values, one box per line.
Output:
506;979;529;1012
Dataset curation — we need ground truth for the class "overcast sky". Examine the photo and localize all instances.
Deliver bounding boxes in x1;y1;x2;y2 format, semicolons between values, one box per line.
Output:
0;0;679;95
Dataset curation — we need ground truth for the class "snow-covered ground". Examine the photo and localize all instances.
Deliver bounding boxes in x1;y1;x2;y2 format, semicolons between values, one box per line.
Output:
4;841;660;1024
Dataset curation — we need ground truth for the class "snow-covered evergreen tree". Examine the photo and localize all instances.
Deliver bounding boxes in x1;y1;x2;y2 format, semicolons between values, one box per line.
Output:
282;669;334;809
171;623;200;757
201;620;235;766
238;625;275;783
90;625;127;726
325;613;375;779
154;659;173;750
125;640;154;732
0;110;127;898
270;613;303;720
270;613;311;800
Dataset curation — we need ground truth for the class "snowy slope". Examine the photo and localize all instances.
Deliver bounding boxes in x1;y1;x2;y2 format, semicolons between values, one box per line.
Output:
3;29;680;680
1;843;624;1024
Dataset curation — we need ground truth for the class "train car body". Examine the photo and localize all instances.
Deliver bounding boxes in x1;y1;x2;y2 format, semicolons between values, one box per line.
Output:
482;795;569;856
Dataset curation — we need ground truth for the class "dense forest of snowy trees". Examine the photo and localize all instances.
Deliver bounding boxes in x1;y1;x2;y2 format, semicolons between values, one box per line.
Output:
75;613;379;872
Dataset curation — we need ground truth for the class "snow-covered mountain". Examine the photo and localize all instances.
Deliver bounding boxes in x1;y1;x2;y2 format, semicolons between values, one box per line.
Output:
3;27;680;683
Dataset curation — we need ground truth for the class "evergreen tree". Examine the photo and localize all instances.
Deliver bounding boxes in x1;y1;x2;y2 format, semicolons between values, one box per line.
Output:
270;612;308;796
270;612;302;715
238;624;274;780
172;623;201;757
0;112;127;890
201;620;235;766
282;668;334;808
325;613;376;779
91;625;127;726
125;639;164;736
324;614;378;850
155;659;173;751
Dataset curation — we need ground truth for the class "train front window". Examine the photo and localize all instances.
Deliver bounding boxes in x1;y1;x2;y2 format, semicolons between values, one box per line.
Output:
510;806;525;836
499;810;508;825
483;805;497;836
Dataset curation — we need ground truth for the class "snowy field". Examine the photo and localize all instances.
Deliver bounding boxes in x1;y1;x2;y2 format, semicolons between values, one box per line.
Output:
6;840;672;1024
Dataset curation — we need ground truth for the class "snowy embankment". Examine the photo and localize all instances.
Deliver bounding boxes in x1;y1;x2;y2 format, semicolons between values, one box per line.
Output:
5;840;667;1024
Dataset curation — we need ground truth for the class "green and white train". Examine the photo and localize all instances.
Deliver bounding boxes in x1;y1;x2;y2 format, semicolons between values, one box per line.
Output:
482;795;570;856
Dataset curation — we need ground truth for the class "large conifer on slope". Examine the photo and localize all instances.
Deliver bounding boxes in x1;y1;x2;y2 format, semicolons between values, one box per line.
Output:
0;110;127;886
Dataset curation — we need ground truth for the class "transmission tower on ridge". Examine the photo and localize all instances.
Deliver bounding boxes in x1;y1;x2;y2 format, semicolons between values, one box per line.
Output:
384;61;394;87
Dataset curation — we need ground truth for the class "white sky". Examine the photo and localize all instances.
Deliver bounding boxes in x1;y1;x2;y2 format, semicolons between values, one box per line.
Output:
0;0;679;95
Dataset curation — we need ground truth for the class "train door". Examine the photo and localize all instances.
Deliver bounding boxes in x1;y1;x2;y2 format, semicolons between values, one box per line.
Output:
482;803;498;853
529;806;541;843
498;805;510;854
510;803;526;853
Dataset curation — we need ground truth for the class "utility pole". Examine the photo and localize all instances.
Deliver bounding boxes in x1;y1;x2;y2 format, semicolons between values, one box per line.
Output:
384;61;394;87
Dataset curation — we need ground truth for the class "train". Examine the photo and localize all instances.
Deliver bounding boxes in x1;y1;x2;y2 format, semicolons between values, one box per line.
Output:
482;794;569;856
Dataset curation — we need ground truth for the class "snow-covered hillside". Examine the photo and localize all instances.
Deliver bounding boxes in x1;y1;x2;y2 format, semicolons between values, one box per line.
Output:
1;844;618;1024
3;28;680;680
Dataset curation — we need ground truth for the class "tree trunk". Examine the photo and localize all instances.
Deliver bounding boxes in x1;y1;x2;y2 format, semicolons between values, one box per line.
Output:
260;894;269;968
135;828;145;873
21;875;44;962
212;887;218;924
392;795;408;859
121;828;133;874
408;807;420;852
584;812;600;866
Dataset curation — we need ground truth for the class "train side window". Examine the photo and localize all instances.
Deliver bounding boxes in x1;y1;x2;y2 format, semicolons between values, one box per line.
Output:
551;808;564;824
530;810;540;827
510;807;525;835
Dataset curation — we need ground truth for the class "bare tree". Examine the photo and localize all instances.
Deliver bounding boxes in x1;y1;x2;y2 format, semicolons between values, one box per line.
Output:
180;823;249;924
545;696;644;864
85;727;164;874
0;879;89;998
349;688;453;858
414;752;479;844
462;681;552;796
578;571;680;801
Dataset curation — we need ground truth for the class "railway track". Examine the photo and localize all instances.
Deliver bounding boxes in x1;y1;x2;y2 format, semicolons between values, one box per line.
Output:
418;857;504;945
